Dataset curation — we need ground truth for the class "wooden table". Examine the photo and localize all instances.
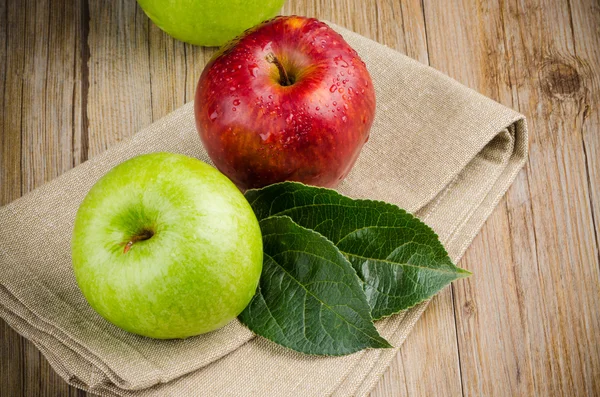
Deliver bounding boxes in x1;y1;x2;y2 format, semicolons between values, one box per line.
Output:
1;0;599;396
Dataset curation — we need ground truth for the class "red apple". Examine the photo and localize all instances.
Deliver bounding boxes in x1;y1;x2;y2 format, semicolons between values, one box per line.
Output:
194;16;375;190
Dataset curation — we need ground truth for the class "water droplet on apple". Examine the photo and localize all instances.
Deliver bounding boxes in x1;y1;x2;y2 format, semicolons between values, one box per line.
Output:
268;95;273;99
209;110;218;121
329;84;336;93
333;101;337;106
342;79;349;84
237;64;242;69
342;115;348;122
230;86;236;91
315;106;320;111
361;89;365;94
344;103;349;109
338;88;344;93
233;99;241;106
259;131;271;141
286;113;294;124
334;55;350;68
337;107;341;111
232;107;237;111
248;64;259;77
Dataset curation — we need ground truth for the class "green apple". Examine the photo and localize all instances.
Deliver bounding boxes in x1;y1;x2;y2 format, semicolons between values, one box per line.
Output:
137;0;286;47
71;152;263;339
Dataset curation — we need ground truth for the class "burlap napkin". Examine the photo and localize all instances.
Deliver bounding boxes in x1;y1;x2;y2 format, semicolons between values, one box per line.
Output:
0;24;527;396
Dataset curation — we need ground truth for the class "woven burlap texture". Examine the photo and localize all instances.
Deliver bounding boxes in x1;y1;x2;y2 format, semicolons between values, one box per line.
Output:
0;24;527;396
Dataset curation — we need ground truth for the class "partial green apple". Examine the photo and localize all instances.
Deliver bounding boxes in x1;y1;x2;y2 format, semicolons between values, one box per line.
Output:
137;0;286;47
71;152;263;339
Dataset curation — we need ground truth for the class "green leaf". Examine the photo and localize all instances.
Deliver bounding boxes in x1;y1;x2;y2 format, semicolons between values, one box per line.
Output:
245;182;471;320
238;216;391;356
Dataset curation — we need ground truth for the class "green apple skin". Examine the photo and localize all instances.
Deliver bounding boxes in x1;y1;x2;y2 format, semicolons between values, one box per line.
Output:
71;153;263;339
136;0;286;47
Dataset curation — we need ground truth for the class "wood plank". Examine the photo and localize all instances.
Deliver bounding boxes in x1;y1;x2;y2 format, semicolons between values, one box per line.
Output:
146;24;216;121
422;0;600;396
19;0;82;192
0;0;85;396
0;0;25;206
571;0;600;277
86;0;152;157
0;323;24;397
1;1;26;394
392;289;464;397
501;0;600;393
87;0;215;140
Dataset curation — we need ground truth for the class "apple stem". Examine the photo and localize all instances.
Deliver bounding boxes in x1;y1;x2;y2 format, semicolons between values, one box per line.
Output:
123;241;134;254
123;229;154;254
266;53;292;86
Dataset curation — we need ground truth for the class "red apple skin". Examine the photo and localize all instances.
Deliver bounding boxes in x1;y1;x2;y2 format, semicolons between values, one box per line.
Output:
195;16;375;190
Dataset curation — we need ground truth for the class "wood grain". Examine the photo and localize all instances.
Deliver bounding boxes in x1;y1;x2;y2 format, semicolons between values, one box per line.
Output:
421;0;600;396
572;0;600;274
1;0;599;396
1;0;86;396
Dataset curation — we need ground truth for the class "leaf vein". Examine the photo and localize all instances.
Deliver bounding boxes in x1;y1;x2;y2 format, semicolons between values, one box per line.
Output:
264;252;382;346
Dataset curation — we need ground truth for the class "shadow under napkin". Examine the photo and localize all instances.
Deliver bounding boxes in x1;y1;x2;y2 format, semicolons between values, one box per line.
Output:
0;24;527;397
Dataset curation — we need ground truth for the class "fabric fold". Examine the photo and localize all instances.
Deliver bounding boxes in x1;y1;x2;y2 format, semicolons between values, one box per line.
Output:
0;23;527;396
